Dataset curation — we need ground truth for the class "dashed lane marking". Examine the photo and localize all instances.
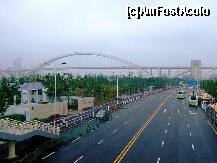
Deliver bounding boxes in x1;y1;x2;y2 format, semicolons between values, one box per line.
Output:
161;141;165;147
190;132;192;137
157;157;160;163
98;140;104;145
114;116;119;119
123;121;128;125
74;156;84;163
164;129;167;134
112;129;118;134
42;152;55;160
192;144;195;151
168;122;170;126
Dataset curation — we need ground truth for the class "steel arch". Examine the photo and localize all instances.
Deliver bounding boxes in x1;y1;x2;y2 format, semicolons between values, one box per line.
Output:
31;52;153;77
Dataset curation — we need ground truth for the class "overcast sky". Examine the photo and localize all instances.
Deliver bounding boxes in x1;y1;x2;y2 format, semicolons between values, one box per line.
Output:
0;0;216;69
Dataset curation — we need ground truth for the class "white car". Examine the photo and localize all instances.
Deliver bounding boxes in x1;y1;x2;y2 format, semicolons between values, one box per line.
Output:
189;95;198;107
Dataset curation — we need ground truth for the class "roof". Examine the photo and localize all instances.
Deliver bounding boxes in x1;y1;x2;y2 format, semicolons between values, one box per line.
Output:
20;82;45;91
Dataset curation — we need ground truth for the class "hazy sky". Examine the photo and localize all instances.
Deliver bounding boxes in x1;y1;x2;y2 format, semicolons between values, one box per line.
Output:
0;0;216;69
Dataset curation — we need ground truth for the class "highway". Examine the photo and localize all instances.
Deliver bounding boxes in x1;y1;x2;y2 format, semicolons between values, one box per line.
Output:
39;89;217;163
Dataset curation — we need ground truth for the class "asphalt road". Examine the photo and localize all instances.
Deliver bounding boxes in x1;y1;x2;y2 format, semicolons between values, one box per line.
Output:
39;89;217;163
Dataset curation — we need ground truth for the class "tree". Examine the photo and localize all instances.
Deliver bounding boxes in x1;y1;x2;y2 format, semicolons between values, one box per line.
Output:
0;88;8;116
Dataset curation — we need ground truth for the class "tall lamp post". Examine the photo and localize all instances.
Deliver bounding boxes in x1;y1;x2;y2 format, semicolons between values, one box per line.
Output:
45;62;66;126
116;75;119;99
53;62;66;116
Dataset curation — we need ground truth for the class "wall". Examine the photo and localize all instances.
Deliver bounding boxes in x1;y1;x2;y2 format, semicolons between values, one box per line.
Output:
28;101;68;120
5;102;68;120
77;97;94;111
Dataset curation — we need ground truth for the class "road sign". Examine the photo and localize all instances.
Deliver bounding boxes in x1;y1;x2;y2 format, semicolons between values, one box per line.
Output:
187;80;199;86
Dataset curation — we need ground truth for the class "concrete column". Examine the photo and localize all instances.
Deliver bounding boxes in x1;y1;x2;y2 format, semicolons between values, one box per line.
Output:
168;69;171;77
8;140;16;159
150;69;153;76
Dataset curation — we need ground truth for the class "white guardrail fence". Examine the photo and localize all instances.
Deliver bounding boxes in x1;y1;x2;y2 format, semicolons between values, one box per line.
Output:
0;118;60;136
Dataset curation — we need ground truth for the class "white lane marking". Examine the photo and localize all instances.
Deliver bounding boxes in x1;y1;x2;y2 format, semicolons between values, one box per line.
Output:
123;121;128;125
188;124;190;128
192;144;195;151
164;129;168;134
42;152;55;160
189;111;197;115
114;115;119;119
98;140;104;145
178;109;179;114
74;156;84;163
112;129;118;134
168;122;170;126
169;116;171;120
157;157;161;163
72;137;81;143
163;109;167;113
161;140;165;147
190;132;192;137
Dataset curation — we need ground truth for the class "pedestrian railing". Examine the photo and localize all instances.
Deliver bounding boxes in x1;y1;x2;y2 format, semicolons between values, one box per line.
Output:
0;118;60;136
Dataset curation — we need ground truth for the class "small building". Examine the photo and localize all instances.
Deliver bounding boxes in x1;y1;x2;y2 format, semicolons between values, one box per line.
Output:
61;96;94;111
19;82;48;104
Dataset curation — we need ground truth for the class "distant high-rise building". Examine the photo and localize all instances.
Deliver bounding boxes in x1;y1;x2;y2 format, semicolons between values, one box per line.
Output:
13;57;22;71
191;60;201;80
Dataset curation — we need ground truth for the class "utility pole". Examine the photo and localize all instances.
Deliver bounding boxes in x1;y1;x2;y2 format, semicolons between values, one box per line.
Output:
116;75;119;99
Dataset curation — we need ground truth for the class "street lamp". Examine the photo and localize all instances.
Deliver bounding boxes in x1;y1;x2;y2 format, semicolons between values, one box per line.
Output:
116;75;119;99
54;62;66;116
111;72;119;99
45;62;66;126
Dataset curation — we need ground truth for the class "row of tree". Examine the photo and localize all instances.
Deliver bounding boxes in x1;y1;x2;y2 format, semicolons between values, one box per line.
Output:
200;80;217;99
0;73;182;115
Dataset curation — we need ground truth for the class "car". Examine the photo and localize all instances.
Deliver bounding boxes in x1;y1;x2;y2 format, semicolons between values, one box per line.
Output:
177;91;185;99
189;95;198;107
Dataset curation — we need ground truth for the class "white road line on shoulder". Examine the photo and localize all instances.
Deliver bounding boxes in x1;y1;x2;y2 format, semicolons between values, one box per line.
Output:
178;109;179;114
72;137;81;143
190;132;192;137
188;124;190;128
114;115;119;119
157;157;161;163
42;152;55;160
98;140;104;145
112;129;118;134
164;129;167;134
161;140;165;147
74;156;84;163
168;122;170;126
192;144;195;151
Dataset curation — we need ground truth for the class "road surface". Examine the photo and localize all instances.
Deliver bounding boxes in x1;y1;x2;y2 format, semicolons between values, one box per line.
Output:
39;90;217;163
